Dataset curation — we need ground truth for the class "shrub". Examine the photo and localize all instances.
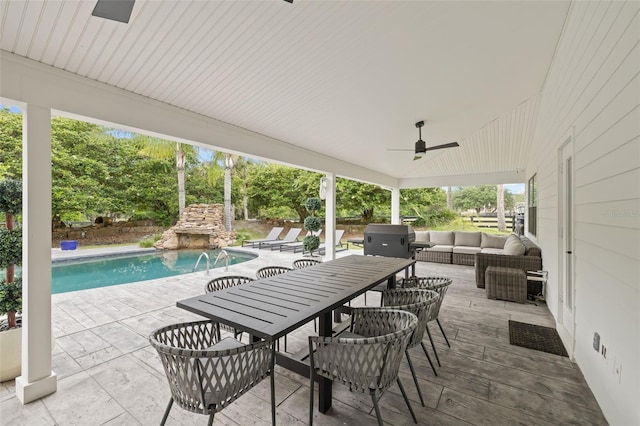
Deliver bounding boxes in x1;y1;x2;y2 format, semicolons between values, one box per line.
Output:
303;216;321;231
0;227;22;268
0;276;22;317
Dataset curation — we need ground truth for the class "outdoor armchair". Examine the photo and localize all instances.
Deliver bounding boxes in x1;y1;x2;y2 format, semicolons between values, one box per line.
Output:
308;308;418;426
381;288;440;405
399;276;453;367
149;320;275;426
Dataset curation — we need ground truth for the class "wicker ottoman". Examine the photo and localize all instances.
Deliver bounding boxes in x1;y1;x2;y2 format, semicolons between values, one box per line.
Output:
485;266;527;304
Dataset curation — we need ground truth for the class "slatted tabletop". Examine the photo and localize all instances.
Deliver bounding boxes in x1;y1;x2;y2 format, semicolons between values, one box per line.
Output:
177;254;415;341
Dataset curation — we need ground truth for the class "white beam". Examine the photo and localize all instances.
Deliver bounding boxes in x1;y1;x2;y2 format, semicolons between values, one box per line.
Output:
323;173;336;260
391;188;401;224
399;171;525;188
16;104;57;404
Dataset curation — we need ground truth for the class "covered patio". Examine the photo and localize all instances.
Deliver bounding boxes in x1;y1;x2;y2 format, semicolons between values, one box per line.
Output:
0;0;638;424
1;247;606;425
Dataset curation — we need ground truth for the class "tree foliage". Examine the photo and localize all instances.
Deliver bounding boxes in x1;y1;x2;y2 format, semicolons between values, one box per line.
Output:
247;164;322;221
336;178;390;221
453;185;514;214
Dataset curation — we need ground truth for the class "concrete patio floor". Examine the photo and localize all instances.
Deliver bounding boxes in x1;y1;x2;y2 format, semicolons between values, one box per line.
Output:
0;246;607;425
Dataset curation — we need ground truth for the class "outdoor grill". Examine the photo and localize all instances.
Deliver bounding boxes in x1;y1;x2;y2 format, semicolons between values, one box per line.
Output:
363;224;416;259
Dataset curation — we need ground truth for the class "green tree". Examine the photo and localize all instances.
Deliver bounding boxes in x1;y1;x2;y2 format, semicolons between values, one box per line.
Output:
247;164;322;221
453;185;515;215
0;178;22;329
400;187;447;216
135;135;199;216
336;178;390;221
231;157;255;220
0;109;22;179
207;152;241;231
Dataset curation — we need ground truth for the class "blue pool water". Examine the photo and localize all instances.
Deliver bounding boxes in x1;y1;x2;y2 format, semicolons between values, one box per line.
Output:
51;249;256;294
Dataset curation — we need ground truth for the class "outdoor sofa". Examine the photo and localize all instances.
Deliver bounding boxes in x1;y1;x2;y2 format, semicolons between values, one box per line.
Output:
414;230;542;291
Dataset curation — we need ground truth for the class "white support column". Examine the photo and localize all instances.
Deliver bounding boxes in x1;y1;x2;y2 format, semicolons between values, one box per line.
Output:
324;173;336;260
391;187;401;225
16;104;57;404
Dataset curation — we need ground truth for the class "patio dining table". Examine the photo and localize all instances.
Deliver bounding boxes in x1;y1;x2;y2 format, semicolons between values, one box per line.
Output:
176;254;415;414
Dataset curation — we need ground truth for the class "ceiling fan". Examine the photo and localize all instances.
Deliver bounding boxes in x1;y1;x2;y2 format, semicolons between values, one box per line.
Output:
92;0;292;24
388;121;460;161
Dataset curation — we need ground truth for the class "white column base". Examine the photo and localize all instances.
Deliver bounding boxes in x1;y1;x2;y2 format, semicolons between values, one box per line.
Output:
16;371;57;404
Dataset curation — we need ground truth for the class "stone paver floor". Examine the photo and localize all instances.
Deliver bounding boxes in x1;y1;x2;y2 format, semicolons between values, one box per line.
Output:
1;246;607;425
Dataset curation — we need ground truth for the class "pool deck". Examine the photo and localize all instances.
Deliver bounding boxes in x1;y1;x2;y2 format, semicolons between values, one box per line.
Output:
1;245;607;425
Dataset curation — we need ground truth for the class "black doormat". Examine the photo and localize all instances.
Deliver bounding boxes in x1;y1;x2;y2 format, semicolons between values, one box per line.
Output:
508;320;568;357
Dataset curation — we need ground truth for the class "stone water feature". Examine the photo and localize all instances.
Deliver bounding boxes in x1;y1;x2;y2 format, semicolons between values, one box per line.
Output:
154;203;236;250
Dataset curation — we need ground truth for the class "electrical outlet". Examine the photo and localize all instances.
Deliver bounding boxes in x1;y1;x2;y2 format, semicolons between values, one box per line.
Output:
593;332;600;351
614;358;622;383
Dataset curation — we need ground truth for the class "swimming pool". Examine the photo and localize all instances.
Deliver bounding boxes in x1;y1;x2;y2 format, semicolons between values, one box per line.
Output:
51;249;257;294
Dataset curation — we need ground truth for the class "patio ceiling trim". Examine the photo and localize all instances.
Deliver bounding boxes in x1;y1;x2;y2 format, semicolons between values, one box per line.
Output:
0;52;398;188
399;170;525;189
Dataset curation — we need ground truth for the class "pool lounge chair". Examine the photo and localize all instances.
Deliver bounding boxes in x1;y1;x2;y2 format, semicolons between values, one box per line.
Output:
258;227;302;249
241;226;284;248
279;230;322;253
314;229;348;255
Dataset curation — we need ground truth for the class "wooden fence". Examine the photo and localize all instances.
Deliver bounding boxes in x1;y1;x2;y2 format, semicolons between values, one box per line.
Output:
467;215;515;230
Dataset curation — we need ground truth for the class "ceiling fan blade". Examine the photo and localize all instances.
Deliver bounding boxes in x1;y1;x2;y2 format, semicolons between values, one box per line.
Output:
387;148;415;152
424;141;460;152
92;0;135;23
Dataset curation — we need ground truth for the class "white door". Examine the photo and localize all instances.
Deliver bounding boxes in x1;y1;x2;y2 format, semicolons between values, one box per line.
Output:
559;140;575;355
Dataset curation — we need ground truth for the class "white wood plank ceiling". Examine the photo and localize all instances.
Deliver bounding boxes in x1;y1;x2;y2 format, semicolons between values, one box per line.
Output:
0;0;570;185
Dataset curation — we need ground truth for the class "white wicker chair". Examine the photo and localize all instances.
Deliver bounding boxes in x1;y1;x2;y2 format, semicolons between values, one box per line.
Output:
308;308;418;426
399;276;453;367
381;288;439;406
149;320;275;426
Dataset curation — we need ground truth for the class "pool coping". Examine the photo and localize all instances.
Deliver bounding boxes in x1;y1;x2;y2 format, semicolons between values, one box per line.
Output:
51;245;157;263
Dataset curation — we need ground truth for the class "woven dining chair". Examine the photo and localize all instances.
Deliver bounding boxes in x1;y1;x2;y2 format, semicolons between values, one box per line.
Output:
291;259;321;331
255;266;294;278
204;275;254;341
255;266;294;351
309;308;419;426
399;276;453;367
149;320;275;426
292;258;322;269
381;288;439;405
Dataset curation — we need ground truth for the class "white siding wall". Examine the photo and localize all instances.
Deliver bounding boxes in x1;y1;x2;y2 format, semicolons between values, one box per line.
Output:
529;1;640;424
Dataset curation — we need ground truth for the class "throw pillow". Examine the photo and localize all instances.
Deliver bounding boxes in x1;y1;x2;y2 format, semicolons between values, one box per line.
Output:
503;234;526;255
481;233;507;249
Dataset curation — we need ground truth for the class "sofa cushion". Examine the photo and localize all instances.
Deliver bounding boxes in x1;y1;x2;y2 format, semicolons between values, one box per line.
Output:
481;233;507;249
480;248;504;255
429;231;454;245
414;231;430;242
454;231;481;247
503;234;526;255
453;246;482;255
426;245;453;253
